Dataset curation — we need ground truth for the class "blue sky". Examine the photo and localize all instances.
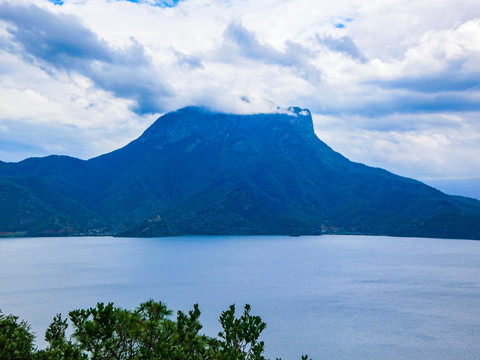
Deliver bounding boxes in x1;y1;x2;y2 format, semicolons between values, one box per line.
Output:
0;0;480;197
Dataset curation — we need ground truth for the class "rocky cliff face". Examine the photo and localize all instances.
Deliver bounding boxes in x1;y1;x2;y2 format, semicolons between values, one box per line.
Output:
1;106;480;239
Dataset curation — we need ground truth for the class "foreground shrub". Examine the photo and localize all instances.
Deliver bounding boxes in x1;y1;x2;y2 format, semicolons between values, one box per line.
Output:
0;302;310;360
0;311;36;360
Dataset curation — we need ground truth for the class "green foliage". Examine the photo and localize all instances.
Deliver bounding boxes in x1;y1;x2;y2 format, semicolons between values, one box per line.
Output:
135;300;174;359
0;310;36;360
217;304;267;360
36;314;86;360
0;302;310;360
171;304;211;359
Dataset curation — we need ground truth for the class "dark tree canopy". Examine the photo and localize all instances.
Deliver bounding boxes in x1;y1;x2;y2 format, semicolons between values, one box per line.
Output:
0;311;36;360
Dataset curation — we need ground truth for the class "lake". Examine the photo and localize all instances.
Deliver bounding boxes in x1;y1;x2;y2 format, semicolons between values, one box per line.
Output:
0;235;479;359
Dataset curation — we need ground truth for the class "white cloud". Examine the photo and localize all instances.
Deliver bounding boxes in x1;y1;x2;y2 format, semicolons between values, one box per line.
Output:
0;48;152;161
313;111;480;179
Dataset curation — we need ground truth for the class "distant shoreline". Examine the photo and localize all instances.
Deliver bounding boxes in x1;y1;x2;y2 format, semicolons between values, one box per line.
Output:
1;233;479;242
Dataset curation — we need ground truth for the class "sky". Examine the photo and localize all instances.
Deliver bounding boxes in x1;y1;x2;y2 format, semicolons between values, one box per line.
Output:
0;0;480;198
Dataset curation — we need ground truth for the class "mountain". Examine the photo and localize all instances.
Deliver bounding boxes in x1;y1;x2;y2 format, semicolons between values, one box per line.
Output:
1;106;480;239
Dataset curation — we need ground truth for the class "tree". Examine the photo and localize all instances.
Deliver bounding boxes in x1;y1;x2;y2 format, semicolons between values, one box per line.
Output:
69;302;137;360
135;300;174;359
36;314;86;360
170;304;212;360
0;310;36;360
217;304;267;360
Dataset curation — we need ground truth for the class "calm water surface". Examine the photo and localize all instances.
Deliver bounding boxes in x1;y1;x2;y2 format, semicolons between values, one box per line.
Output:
0;235;479;359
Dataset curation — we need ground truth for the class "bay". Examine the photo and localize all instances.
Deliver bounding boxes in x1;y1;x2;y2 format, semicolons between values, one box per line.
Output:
0;235;479;360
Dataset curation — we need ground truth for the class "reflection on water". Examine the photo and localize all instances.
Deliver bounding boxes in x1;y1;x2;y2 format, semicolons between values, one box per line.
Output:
0;235;479;360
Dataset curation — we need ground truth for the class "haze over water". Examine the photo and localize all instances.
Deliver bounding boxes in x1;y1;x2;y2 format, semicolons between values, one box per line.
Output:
1;235;479;360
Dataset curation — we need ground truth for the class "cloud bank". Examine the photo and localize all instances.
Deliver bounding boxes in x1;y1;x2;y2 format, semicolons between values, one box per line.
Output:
0;2;170;114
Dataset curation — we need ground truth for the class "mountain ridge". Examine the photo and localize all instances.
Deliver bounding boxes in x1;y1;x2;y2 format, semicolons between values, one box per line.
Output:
1;106;480;239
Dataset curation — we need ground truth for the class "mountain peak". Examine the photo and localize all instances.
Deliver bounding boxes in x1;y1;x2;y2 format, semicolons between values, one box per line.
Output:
137;106;315;147
285;106;313;134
